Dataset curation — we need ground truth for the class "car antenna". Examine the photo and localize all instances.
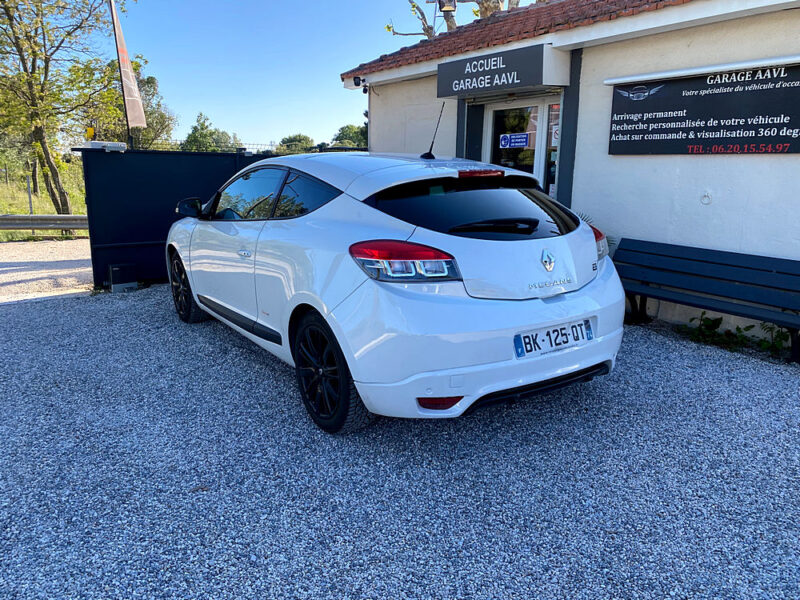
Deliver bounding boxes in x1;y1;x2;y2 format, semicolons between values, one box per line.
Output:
420;102;445;160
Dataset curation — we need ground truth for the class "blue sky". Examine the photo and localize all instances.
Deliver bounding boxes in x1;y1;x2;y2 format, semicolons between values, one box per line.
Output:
109;1;534;145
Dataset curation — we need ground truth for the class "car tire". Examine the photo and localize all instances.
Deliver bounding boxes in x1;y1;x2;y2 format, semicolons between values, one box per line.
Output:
293;312;373;434
169;252;207;324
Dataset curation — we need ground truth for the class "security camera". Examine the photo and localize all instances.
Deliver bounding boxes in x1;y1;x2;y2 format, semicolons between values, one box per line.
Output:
353;76;362;87
363;86;369;95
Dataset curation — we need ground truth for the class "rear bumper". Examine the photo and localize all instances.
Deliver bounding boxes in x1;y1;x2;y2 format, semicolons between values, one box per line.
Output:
329;258;625;419
353;327;622;418
468;362;610;412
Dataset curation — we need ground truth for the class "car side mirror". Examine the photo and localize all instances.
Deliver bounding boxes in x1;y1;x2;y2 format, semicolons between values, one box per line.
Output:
176;197;202;218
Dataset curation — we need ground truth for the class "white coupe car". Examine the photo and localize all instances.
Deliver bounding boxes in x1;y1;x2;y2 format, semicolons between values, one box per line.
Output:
167;153;625;433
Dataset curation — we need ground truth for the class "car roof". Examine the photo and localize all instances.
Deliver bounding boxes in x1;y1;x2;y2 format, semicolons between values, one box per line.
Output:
246;152;537;200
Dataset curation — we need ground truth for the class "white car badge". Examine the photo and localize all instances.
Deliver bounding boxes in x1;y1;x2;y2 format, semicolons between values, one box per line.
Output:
541;250;556;272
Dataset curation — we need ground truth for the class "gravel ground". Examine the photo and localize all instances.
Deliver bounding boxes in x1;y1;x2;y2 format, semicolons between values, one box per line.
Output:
0;239;92;303
1;285;798;599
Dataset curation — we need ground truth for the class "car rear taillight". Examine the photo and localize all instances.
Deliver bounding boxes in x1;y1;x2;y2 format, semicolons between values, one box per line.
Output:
590;225;609;261
349;240;462;282
417;396;463;410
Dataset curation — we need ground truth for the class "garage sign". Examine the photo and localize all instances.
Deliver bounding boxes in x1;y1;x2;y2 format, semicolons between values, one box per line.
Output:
609;63;800;155
438;46;545;98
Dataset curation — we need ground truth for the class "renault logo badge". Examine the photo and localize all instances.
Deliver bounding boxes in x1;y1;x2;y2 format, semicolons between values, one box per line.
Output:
541;250;556;272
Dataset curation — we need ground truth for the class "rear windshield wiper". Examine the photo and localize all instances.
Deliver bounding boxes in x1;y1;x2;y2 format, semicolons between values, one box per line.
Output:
448;218;539;235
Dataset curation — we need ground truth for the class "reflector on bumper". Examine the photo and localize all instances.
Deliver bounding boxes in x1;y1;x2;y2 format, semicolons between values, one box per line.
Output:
417;396;463;410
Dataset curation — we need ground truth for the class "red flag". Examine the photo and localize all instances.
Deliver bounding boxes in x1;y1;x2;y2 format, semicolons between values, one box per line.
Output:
109;0;147;129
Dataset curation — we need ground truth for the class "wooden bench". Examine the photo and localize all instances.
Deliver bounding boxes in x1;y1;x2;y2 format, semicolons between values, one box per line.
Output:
613;238;800;363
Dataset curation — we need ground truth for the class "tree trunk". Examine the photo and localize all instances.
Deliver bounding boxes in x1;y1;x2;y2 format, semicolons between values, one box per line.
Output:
39;159;57;209
476;0;504;18
31;159;40;195
32;125;71;214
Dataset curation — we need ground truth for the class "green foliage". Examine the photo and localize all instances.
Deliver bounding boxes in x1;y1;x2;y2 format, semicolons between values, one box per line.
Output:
277;134;314;155
0;157;87;241
75;57;177;149
332;124;367;148
0;141;28;181
0;0;135;214
680;310;791;357
686;311;755;350
687;311;726;343
0;160;86;214
758;322;791;356
180;113;242;152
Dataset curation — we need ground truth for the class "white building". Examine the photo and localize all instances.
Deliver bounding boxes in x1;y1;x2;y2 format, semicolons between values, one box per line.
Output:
341;0;800;326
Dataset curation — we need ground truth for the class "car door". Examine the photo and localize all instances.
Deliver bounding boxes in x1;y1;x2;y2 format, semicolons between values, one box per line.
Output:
191;167;286;323
254;170;342;337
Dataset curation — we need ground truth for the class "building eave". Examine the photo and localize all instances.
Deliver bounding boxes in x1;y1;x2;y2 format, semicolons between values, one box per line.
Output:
342;0;800;89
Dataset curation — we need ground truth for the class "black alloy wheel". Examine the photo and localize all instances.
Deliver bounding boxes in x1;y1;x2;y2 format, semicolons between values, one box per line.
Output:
296;323;341;420
170;253;206;323
293;312;372;433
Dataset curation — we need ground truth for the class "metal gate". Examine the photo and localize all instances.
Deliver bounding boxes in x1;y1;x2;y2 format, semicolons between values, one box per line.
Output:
77;148;264;289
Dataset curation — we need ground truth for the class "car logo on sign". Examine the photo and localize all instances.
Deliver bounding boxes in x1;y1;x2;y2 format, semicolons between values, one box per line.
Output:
541;250;555;272
616;84;665;101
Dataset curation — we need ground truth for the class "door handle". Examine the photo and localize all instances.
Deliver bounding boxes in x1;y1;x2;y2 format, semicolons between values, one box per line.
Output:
237;250;252;258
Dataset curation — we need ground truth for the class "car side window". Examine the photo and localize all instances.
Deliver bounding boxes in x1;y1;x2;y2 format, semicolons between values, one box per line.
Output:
272;171;340;219
214;168;286;221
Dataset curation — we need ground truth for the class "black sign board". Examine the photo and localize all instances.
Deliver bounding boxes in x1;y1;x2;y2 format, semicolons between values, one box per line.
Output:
438;45;544;98
609;64;800;155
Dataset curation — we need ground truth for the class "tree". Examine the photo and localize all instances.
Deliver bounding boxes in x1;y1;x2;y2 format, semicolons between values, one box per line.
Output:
277;133;314;155
332;124;367;148
387;0;529;39
0;87;35;183
78;57;177;149
0;0;130;214
0;129;29;185
181;113;241;152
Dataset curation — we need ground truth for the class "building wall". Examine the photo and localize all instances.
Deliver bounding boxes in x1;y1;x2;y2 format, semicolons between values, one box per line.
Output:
572;10;800;262
369;76;459;156
365;10;800;331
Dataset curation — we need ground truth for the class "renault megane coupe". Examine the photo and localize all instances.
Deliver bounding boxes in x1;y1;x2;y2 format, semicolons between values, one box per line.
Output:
167;153;625;433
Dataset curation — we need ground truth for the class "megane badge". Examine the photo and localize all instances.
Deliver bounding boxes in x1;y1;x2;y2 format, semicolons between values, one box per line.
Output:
541;250;555;272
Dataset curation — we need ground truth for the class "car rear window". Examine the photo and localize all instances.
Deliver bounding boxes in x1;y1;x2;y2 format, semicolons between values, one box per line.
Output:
364;176;579;241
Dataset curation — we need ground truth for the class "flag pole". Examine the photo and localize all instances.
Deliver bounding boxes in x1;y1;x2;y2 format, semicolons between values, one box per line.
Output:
109;0;133;149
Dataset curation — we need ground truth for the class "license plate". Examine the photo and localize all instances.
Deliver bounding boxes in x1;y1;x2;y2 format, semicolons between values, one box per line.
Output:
514;319;594;359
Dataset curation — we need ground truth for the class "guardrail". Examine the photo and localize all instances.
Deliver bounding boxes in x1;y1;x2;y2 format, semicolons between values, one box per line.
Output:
0;214;89;230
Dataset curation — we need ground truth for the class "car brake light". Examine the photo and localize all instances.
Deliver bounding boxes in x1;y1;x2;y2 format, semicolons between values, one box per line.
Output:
458;169;504;178
590;225;609;260
418;396;463;410
349;240;462;282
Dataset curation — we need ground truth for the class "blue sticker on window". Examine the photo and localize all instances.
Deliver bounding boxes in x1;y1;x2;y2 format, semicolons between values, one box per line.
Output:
499;133;530;149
